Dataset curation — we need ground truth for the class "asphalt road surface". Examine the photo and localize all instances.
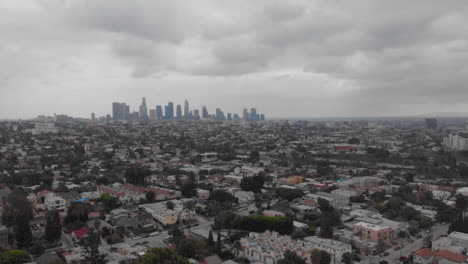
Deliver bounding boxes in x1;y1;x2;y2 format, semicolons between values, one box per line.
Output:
365;223;449;263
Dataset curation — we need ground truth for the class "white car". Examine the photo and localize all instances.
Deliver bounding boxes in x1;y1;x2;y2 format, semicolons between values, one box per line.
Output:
133;236;142;240
151;232;159;236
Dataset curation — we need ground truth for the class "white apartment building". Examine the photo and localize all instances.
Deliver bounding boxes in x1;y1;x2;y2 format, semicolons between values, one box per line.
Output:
448;232;468;251
139;200;194;226
234;191;255;204
444;133;468;150
304;236;352;261
307;192;349;209
240;231;349;264
44;196;67;211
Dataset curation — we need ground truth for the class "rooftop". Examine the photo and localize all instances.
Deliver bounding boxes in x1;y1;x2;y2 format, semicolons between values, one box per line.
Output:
354;221;390;231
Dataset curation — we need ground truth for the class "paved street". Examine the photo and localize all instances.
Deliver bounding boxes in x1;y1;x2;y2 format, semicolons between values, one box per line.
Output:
365;223;449;263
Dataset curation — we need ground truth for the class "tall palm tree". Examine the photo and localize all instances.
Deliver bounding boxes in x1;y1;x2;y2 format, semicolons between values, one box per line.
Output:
184;201;195;232
231;240;243;256
94;220;101;245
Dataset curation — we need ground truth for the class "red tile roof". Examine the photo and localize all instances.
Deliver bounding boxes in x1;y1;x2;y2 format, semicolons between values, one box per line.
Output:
88;212;101;218
437;186;455;192
413;248;433;259
435;250;466;263
413;249;466;263
73;227;89;238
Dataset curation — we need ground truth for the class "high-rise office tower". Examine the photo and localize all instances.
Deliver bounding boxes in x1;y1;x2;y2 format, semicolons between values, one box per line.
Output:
184;100;189;118
149;109;156;120
193;109;200;120
112;102;127;120
260;114;265;121
156;105;163;120
125;105;130;119
215;108;226;120
112;102;119;120
426;118;437;130
164;105;169;119
91;113;96;120
250;107;258;121
139;97;149;120
176;104;182;119
233;114;240;120
165;102;174;119
242;108;249;121
202;106;209;119
227;113;232;121
127;111;139;121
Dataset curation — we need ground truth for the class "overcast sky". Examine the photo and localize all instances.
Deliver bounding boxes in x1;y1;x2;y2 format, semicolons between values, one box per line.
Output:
1;0;468;119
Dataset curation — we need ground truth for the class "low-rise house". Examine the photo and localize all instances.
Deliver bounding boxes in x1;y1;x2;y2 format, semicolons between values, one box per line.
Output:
197;189;210;199
290;204;316;218
304;236;351;261
331;188;359;198
190;227;229;243
432;237;464;254
412;248;467;264
72;227;90;242
0;225;8;249
335;229;377;254
307;192;349;209
80;191;102;200
448;231;468;251
234;191;255;204
353;222;393;245
349;209;407;234
240;231;332;264
263;210;286;217
139;200;194;226
99;183;180;205
109;208;139;228
44;195;67;211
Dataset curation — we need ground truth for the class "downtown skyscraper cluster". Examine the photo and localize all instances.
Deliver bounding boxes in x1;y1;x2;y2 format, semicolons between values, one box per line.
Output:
111;98;266;122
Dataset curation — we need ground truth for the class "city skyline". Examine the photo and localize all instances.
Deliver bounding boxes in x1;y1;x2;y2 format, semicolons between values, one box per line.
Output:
1;1;468;119
111;97;265;121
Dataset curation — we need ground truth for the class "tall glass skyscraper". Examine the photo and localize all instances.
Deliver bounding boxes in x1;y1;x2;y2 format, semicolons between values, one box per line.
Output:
156;105;163;120
112;102;128;120
176;104;182;119
184;99;189;118
202;106;208;119
165;102;174;119
139;97;148;120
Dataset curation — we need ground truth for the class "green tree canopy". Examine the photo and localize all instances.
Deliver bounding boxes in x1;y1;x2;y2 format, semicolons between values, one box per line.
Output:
15;211;32;249
277;250;306;264
0;250;31;264
45;209;62;242
138;247;189;264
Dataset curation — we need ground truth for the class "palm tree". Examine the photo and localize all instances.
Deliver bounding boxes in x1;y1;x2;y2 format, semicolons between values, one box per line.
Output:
115;226;125;239
94;220;101;246
231;240;243;256
184;201;195;232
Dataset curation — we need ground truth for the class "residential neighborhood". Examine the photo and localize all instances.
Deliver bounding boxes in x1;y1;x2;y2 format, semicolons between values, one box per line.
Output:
2;116;468;264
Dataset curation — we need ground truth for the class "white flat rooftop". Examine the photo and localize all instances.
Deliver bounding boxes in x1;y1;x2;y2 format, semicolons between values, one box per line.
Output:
354;221;389;231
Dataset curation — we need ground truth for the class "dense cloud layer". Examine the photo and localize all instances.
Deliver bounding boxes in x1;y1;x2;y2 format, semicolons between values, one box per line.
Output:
1;0;468;118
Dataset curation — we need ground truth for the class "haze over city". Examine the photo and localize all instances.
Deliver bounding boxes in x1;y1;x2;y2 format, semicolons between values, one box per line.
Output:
5;1;468;264
2;0;468;119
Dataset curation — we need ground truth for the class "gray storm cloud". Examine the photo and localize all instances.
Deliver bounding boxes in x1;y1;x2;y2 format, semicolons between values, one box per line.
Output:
0;0;468;118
